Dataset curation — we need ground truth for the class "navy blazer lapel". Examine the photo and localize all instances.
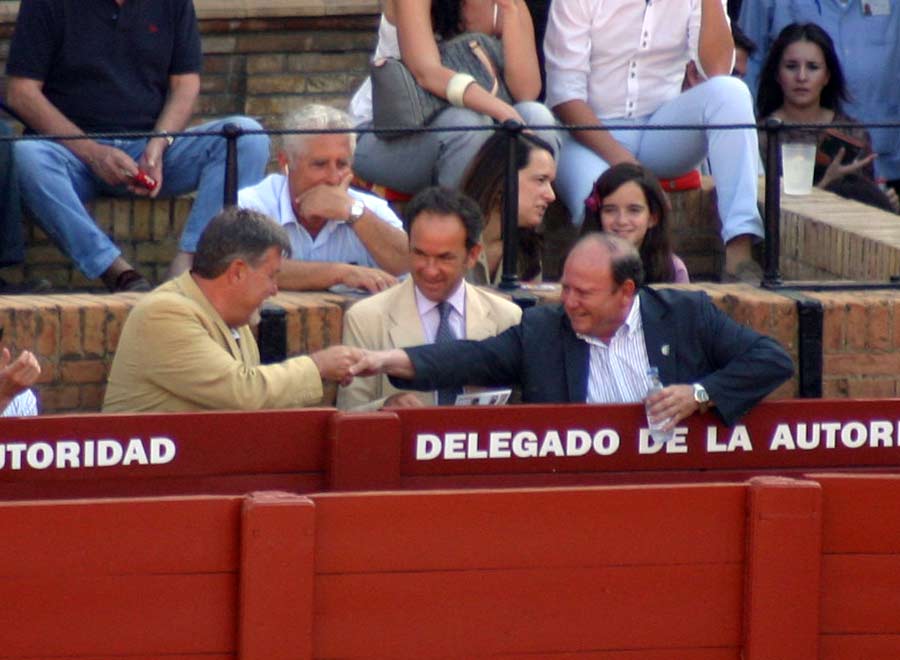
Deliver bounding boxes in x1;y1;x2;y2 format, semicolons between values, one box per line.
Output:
639;288;677;385
561;314;589;402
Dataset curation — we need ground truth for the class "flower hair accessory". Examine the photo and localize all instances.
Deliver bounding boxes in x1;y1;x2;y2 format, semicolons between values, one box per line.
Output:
584;184;602;214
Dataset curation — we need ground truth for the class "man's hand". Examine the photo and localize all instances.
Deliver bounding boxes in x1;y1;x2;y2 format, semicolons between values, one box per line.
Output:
0;348;41;405
339;264;398;293
136;138;168;198
310;345;365;386
644;384;700;431
87;143;140;188
383;392;425;409
349;348;415;379
295;172;356;224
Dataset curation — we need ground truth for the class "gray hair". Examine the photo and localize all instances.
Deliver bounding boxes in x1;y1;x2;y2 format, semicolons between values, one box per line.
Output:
281;104;356;161
192;207;292;279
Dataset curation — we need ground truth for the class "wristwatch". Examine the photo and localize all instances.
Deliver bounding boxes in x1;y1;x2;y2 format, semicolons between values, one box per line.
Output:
347;199;365;226
692;383;710;413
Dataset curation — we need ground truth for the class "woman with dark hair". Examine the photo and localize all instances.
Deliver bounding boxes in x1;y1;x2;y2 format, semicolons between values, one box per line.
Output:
581;163;689;284
349;0;558;194
461;130;556;284
757;22;898;213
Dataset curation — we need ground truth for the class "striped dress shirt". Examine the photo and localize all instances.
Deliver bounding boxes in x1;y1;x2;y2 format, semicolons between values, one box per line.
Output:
2;389;38;417
579;297;654;404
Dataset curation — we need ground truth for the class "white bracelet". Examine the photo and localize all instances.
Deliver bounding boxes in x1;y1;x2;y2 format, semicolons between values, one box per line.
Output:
446;73;476;108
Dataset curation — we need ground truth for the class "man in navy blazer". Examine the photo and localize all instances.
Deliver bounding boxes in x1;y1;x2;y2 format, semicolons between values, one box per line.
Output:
350;233;793;427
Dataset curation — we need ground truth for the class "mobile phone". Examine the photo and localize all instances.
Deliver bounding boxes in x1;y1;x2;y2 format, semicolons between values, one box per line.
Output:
820;130;864;164
130;169;158;192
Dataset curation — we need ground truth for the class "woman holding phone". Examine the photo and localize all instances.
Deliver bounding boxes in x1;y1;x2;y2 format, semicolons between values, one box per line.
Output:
756;22;898;213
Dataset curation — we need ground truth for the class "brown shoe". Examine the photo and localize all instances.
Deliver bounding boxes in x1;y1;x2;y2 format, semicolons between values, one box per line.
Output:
109;269;152;293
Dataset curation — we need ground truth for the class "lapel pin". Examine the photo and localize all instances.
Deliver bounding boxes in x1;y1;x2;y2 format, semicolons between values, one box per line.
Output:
661;344;670;356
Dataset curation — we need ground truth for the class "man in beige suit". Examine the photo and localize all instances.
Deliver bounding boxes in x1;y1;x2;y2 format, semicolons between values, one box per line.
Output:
337;187;522;411
103;207;363;413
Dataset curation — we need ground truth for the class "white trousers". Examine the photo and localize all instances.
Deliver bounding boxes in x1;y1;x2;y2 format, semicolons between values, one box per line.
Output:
556;75;764;243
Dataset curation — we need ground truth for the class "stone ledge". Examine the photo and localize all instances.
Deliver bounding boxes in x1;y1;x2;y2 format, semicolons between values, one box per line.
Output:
1;283;803;415
0;0;379;22
762;182;900;282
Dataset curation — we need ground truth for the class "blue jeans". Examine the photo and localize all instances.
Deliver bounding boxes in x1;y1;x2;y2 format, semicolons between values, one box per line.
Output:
0;121;24;267
556;76;764;244
14;116;269;279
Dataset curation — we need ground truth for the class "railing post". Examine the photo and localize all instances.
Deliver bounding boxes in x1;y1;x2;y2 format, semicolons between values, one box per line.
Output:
257;303;287;365
223;122;241;206
498;120;522;291
762;117;783;288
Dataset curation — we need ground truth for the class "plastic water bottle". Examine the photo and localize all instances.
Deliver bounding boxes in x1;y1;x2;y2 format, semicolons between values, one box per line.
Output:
645;367;674;446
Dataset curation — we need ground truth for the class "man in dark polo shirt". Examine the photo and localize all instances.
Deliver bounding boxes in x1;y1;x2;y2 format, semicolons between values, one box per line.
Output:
4;0;270;291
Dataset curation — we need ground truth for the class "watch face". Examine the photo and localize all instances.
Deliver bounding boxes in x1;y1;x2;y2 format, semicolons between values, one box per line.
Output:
693;384;709;403
349;200;365;222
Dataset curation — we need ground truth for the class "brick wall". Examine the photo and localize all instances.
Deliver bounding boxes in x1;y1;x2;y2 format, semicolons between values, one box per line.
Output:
5;281;900;415
0;289;347;414
807;290;900;398
767;184;900;282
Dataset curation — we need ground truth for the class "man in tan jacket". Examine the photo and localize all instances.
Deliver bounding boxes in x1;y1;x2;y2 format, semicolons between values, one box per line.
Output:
337;187;522;411
103;207;362;413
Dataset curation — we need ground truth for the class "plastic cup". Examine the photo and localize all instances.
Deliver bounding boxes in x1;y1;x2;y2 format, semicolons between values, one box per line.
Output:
781;142;816;195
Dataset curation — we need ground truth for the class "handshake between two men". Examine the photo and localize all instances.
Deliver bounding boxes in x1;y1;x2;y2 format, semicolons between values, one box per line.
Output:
103;217;790;423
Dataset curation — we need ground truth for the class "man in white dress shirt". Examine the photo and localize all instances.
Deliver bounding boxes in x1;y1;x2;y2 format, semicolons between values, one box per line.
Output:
238;105;409;293
544;0;764;281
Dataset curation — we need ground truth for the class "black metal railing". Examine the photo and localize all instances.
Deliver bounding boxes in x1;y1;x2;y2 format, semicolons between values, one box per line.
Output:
3;116;900;293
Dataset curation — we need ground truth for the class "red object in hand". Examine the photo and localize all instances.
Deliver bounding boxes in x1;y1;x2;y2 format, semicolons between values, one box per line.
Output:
131;169;158;191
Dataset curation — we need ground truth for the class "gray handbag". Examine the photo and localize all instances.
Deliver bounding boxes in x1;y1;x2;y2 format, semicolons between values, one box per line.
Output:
371;32;512;139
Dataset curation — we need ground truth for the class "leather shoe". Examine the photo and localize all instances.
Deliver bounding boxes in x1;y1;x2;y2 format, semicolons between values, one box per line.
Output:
109;269;152;293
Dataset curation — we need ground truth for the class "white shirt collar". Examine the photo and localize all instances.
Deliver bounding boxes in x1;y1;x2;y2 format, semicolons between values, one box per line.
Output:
413;279;467;319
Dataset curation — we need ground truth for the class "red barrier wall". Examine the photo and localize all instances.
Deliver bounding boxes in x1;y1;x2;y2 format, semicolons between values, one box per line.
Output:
0;408;332;499
5;399;900;499
0;491;314;660
0;476;897;659
813;473;900;660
